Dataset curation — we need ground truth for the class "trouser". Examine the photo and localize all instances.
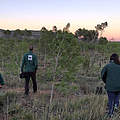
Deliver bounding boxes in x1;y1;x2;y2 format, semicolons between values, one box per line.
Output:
25;72;37;94
107;91;120;115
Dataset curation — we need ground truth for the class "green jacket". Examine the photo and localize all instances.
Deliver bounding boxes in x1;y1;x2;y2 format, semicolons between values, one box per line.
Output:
101;61;120;92
21;51;38;72
0;73;4;85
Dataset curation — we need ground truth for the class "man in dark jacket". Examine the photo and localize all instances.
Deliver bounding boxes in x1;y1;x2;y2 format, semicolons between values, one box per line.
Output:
101;53;120;118
21;45;38;95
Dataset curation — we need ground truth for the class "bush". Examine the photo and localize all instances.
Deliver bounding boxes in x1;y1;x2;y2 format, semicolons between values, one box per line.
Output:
99;37;108;45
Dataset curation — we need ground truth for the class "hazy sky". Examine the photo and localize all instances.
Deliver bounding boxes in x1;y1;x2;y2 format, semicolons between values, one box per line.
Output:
1;0;120;40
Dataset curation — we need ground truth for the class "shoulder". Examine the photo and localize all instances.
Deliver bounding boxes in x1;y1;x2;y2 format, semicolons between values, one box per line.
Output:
103;63;110;68
23;53;28;57
109;62;120;67
32;53;37;58
102;63;111;71
24;52;28;56
104;63;120;70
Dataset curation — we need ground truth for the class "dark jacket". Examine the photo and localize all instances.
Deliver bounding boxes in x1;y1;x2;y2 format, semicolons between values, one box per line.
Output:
21;51;38;72
101;61;120;92
0;73;4;85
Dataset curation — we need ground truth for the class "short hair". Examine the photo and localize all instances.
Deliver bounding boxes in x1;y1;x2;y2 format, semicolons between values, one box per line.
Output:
110;53;120;65
29;45;33;51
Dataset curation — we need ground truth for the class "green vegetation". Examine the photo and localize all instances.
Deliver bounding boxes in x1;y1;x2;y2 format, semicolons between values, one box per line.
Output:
99;37;108;45
75;28;99;42
0;30;120;119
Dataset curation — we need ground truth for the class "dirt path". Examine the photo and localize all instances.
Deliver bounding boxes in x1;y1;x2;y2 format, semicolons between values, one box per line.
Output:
0;86;57;98
0;85;83;100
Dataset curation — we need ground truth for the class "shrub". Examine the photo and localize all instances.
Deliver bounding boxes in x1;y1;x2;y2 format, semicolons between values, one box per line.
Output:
99;37;108;45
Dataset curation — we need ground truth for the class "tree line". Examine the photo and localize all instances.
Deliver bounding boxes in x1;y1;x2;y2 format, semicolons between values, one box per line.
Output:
2;22;108;43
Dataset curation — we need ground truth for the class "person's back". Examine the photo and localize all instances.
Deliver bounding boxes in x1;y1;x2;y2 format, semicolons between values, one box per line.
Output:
101;53;120;118
21;51;38;73
103;61;120;92
21;45;38;95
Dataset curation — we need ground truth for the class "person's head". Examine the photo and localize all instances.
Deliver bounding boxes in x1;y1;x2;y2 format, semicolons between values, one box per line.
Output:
29;45;33;51
110;53;120;64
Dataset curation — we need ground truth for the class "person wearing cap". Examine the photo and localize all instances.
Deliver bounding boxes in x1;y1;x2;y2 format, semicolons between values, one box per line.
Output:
21;45;38;95
101;53;120;118
0;73;5;88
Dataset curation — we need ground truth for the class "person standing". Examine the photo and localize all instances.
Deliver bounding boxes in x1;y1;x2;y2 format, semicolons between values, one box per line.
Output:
21;45;38;95
101;53;120;118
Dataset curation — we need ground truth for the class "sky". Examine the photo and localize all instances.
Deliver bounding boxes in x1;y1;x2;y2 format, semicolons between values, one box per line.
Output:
0;0;120;40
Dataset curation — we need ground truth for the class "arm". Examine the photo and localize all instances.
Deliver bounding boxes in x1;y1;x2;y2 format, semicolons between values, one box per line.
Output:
0;73;4;85
101;66;107;83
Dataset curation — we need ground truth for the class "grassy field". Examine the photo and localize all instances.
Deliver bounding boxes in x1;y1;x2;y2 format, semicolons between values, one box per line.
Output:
0;37;120;120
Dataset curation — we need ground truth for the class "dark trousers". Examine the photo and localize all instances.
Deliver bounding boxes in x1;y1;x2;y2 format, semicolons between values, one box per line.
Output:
107;91;120;115
25;72;37;94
